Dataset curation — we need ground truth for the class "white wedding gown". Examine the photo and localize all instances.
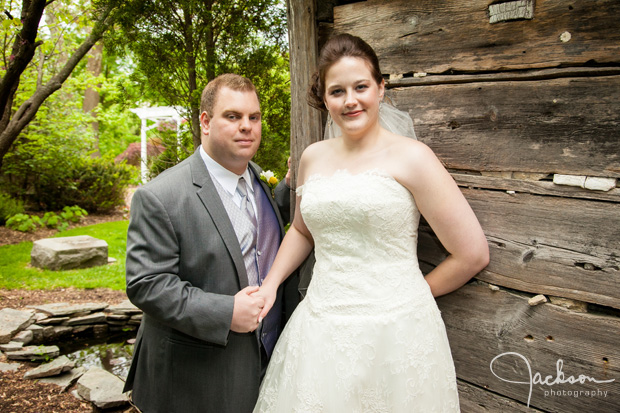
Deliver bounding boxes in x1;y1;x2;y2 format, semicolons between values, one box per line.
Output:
254;169;460;412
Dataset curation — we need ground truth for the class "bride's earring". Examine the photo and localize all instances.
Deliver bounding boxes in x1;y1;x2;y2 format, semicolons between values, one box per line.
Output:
328;115;335;139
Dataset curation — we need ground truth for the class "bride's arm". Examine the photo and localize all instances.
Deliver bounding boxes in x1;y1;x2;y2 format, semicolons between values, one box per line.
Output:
398;140;489;297
255;150;316;321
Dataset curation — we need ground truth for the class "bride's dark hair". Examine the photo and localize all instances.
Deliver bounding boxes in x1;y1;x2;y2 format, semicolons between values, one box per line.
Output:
308;33;383;111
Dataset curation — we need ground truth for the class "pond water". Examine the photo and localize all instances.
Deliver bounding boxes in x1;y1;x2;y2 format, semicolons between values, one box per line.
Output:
61;334;135;378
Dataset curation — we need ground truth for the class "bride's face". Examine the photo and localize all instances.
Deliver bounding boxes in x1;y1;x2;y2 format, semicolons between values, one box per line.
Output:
323;56;385;138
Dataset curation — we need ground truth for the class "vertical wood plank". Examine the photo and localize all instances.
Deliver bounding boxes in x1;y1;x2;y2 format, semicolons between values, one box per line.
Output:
287;0;324;198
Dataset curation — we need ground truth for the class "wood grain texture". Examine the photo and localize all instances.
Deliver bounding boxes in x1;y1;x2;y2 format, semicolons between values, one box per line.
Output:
418;187;620;309
437;282;620;412
452;173;619;203
388;75;620;178
333;0;620;75
387;67;620;88
287;0;324;193
457;379;544;412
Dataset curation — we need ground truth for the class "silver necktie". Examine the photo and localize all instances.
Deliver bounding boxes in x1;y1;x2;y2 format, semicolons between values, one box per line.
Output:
237;177;257;227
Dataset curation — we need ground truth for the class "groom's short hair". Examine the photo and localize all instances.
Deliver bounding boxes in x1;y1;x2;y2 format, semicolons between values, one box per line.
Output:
200;74;258;116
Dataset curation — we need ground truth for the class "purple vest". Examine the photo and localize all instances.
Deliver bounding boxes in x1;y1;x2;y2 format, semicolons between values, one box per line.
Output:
252;173;282;356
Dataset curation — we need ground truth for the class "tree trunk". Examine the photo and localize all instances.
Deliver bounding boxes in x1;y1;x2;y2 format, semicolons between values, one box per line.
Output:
0;0;46;132
182;3;201;150
83;41;104;157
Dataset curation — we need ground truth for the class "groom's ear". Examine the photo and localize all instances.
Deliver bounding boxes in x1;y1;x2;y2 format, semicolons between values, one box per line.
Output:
200;111;211;136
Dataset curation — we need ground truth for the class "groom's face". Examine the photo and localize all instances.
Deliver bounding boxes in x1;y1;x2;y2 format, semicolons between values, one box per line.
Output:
200;86;262;175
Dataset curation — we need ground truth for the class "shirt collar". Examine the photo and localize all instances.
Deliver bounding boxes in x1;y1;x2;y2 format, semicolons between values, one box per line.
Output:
200;146;254;196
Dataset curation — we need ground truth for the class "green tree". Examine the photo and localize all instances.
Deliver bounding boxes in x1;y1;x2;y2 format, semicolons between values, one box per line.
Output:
0;0;124;170
107;0;290;176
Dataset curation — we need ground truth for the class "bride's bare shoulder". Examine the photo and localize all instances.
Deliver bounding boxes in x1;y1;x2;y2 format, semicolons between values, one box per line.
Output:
388;134;433;159
388;136;444;179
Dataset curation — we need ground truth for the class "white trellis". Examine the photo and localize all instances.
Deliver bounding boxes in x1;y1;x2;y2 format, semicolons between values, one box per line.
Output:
129;106;184;183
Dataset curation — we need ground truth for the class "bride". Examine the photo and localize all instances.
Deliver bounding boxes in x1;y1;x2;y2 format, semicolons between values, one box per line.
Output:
253;33;489;412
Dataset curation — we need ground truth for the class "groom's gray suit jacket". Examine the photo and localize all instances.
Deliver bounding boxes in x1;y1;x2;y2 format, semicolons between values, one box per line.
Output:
123;151;297;413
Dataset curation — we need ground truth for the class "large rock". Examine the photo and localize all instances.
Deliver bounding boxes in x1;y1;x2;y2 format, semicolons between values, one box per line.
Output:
24;355;75;379
12;329;33;344
40;367;86;391
0;362;21;372
0;308;35;344
107;300;141;315
76;367;129;409
30;235;108;270
64;312;107;326
0;341;24;352
5;345;60;361
30;302;108;317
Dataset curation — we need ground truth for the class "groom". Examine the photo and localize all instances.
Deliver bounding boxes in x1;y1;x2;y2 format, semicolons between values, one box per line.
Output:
123;74;297;412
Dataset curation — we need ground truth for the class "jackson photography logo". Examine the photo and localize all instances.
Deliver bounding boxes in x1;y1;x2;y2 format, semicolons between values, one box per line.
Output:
490;352;615;407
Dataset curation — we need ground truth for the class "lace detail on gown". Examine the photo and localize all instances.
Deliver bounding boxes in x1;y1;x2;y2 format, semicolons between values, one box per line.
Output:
254;170;460;413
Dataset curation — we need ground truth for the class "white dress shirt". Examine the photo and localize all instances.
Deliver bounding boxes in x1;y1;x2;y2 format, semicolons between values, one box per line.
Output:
199;146;257;215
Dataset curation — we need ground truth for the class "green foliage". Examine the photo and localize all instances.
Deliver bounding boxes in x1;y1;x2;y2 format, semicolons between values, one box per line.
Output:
5;206;88;233
37;206;89;231
96;59;151;158
3;139;132;212
0;192;24;225
0;220;129;290
50;157;133;212
106;0;291;172
40;212;63;230
147;128;194;179
250;53;291;178
61;205;89;223
5;214;39;232
1;63;99;208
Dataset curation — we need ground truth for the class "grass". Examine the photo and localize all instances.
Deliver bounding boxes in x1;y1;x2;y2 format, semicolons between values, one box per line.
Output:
0;220;129;290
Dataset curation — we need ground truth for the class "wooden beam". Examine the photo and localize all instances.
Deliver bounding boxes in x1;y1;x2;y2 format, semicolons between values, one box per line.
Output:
287;0;323;196
452;173;620;204
333;0;620;75
389;75;620;178
387;67;620;88
419;188;620;309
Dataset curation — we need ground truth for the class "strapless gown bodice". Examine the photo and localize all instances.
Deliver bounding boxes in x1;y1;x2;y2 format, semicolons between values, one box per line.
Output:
254;170;460;413
299;169;431;316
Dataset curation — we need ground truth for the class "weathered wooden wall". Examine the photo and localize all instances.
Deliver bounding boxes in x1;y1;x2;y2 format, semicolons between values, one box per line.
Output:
287;0;323;191
295;0;620;411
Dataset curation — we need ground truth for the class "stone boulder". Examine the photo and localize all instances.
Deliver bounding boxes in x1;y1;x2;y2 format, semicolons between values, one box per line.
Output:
24;355;75;379
31;235;108;271
0;308;35;344
76;367;129;409
5;345;60;361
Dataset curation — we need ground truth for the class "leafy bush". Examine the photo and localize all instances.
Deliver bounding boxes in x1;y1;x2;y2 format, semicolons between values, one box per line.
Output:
6;206;88;233
0;192;25;225
39;207;88;231
60;205;88;223
65;158;133;212
3;153;132;213
40;212;62;228
6;214;39;232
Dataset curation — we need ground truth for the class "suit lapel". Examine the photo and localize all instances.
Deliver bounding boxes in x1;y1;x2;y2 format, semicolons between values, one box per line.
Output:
190;152;249;290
